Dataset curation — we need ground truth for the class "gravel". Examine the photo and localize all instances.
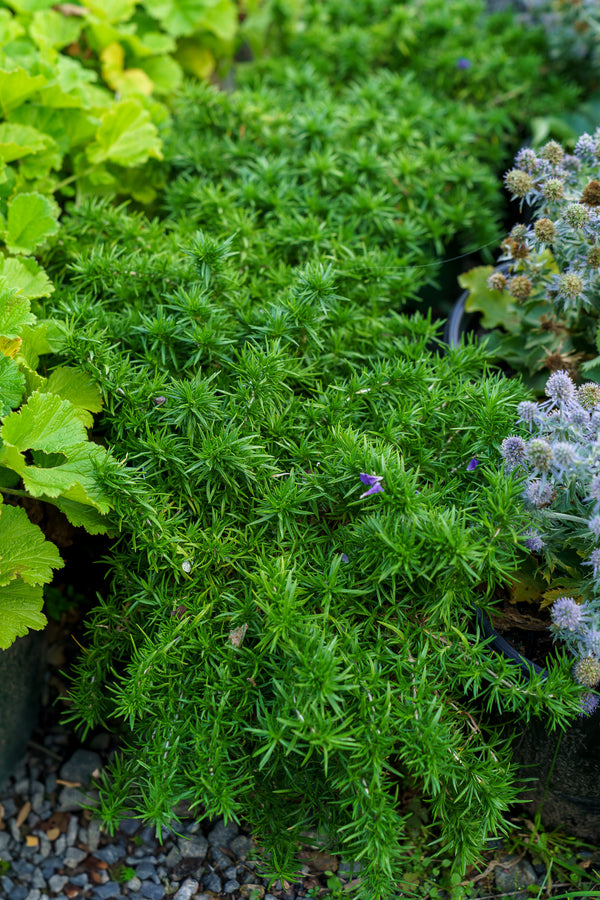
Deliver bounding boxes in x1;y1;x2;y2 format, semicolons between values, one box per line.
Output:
0;725;339;900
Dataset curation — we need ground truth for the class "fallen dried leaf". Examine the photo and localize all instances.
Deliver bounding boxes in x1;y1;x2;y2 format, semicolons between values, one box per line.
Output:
47;827;61;841
56;779;82;788
15;802;31;829
25;835;39;847
297;849;339;874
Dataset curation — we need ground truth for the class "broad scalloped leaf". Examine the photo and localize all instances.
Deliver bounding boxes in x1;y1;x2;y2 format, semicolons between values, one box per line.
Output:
0;504;63;588
86;98;163;167
1;390;88;456
30;9;84;50
0;122;50;163
144;0;232;37
2;0;55;10
0;354;25;415
0;256;54;300
41;367;103;427
0;280;35;339
84;0;137;23
138;54;183;96
0;579;46;650
196;0;237;42
4;192;60;255
21;442;110;513
460;266;519;331
52;496;111;533
0;67;47;116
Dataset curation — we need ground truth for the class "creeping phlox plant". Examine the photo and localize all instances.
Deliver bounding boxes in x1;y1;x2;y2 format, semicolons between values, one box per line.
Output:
501;368;600;713
0;269;111;650
462;131;600;392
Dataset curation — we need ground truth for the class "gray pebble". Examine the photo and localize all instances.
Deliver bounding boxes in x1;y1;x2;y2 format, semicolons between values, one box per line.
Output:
1;876;14;894
172;879;199;900
49;875;69;893
70;873;90;887
30;792;44;814
136;862;157;880
12;859;34;879
11;887;28;900
211;848;231;870
495;854;539;899
125;876;142;891
60;750;102;785
88;819;101;852
230;835;253;859
119;817;140;836
10;819;22;841
141;883;165;899
178;834;208;859
57;786;99;812
204;873;222;893
265;894;278;900
224;879;241;893
38;835;50;859
24;889;41;900
78;826;88;845
164;846;182;867
45;774;56;794
225;866;238;879
93;884;121;900
64;846;88;868
2;798;16;818
40;860;59;879
0;831;11;851
14;777;30;796
54;835;66;855
338;859;364;878
66;816;79;847
208;819;238;847
95;844;126;864
32;868;46;889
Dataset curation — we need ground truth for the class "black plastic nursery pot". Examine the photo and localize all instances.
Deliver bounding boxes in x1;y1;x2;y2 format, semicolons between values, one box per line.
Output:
0;630;46;787
478;610;600;841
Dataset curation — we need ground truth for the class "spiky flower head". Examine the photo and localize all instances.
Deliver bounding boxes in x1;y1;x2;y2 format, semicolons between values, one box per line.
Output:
582;179;600;207
534;217;556;243
573;655;600;688
551;596;588;631
508;275;533;302
543;178;565;201
545;369;576;405
526;438;553;472
563;203;590;228
579;692;600;717
574;133;597;161
514;148;539;171
577;382;600;409
500;435;527;470
510;224;528;242
584;630;600;656
589;514;600;538
587;245;600;268
517;400;540;427
556;271;585;305
584;548;600;579
588;474;600;504
504;169;535;198
539;140;565;165
552;441;578;473
488;271;507;292
523;529;545;552
525;478;555;508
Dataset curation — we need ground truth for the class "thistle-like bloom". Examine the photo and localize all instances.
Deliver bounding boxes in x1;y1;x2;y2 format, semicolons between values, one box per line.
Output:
508;275;533;302
574;133;597;161
589;514;600;538
501;435;526;470
584;630;600;656
583;548;600;579
514;148;539;172
587;474;600;505
542;177;565;201
579;692;600;717
573;655;600;688
487;272;507;292
551;441;578;476
525;478;555;509
545;370;576;406
504;169;535;199
534;217;557;244
552;271;587;309
563;203;590;229
551;596;589;631
359;473;384;498
526;438;553;472
517;400;540;428
539;140;565;165
466;458;479;471
577;383;600;410
523;529;545;552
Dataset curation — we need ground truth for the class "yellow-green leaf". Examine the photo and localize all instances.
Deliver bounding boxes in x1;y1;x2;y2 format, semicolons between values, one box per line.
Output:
0;579;47;650
0;504;63;589
4;192;60;255
0;67;47;116
86;98;163;167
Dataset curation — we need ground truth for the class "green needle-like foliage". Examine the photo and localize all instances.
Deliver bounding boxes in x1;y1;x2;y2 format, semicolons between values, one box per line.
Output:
46;211;585;896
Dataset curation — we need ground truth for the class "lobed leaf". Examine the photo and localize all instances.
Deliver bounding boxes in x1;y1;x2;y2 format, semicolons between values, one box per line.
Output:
4;191;60;255
0;504;63;588
86;98;163;168
0;578;46;650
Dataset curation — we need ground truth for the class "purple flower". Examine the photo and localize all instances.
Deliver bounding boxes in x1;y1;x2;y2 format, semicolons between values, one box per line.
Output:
466;458;479;471
579;692;600;717
340;553;349;563
456;57;472;69
551;596;589;632
359;473;385;498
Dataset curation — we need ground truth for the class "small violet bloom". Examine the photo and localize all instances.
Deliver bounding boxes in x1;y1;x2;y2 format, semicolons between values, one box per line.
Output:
466;458;479;471
340;553;349;563
359;473;385;499
456;57;472;69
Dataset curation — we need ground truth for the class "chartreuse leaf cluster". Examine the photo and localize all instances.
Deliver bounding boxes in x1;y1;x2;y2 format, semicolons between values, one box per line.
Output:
48;215;585;898
0;263;111;650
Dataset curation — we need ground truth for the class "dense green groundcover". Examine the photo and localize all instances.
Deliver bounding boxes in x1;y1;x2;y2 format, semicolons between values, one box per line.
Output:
2;0;595;896
41;201;583;898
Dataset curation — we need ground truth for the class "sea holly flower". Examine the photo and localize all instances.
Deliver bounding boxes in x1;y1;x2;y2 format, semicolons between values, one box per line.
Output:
551;596;589;631
573;655;600;688
359;472;384;498
523;529;545;552
579;692;600;717
583;548;600;580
